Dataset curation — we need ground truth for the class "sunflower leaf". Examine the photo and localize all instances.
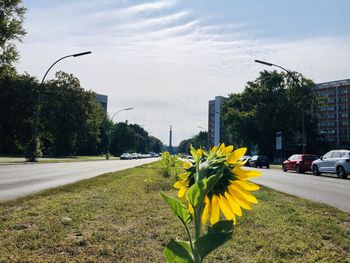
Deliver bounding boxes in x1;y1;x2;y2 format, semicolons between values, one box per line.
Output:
194;232;233;260
208;220;234;234
190;145;199;162
164;238;195;263
161;192;192;225
186;181;204;208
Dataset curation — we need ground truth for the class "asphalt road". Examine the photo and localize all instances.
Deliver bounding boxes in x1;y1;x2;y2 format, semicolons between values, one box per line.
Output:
251;168;350;213
0;158;158;201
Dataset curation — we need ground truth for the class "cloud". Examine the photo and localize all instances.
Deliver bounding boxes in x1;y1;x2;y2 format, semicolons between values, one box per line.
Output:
17;1;350;145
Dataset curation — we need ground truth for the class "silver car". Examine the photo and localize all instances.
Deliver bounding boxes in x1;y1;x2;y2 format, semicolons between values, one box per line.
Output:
311;150;350;179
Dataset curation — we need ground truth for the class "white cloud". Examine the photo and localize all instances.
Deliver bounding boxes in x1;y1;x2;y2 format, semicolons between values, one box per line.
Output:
17;1;350;145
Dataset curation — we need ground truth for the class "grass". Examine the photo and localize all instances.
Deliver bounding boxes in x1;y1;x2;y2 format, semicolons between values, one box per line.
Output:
0;162;349;262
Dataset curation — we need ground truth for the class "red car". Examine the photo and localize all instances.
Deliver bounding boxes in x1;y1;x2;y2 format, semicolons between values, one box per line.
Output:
282;154;318;173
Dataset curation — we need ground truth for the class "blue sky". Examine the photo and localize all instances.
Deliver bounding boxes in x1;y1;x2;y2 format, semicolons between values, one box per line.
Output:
17;0;350;145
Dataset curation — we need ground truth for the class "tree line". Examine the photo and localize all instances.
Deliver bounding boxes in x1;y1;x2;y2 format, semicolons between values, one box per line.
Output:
179;71;329;159
0;0;163;158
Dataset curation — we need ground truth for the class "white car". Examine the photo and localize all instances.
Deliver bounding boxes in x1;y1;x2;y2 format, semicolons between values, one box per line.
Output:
311;150;350;179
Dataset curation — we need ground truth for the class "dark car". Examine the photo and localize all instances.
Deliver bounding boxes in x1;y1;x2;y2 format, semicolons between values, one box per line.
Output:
249;155;269;168
282;154;318;173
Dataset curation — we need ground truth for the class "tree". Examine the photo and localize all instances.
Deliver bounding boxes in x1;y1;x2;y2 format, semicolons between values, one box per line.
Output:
178;131;208;154
0;0;26;76
223;70;321;159
0;73;38;154
40;71;104;156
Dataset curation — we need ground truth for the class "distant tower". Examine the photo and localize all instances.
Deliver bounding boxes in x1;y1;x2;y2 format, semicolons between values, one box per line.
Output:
169;125;173;154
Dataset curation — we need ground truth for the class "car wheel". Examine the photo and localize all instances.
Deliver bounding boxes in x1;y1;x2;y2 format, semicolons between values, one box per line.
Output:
312;165;321;176
266;165;270;169
282;164;287;172
337;166;347;179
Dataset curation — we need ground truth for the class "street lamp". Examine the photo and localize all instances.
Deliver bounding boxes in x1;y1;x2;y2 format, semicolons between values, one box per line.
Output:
29;51;92;162
111;107;133;123
107;107;133;159
254;59;306;154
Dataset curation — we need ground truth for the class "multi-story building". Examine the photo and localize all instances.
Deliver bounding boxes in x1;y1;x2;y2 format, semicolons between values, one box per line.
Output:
208;96;227;147
95;93;108;112
313;79;350;147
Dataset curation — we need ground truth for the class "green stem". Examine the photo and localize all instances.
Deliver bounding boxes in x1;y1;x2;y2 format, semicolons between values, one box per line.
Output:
183;222;195;260
193;161;203;262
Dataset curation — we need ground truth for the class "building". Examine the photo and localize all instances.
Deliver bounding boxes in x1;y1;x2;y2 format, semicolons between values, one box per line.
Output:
95;93;108;112
313;79;350;147
208;96;227;147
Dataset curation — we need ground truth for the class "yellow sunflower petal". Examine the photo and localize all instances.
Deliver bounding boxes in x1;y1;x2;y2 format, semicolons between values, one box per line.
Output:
231;180;260;191
173;180;188;189
188;203;194;216
226;190;252;210
196;149;203;158
232;166;261;180
217;143;226;155
201;196;211;225
209;195;220;224
178;187;188;199
230;185;258;204
224;145;234;155
223;191;242;216
183;161;192;169
228;185;258;205
211;145;218;153
218;195;237;224
227;148;247;164
178;172;189;180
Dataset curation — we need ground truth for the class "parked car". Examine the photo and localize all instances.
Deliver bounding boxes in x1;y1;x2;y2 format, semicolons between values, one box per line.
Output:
249;155;270;168
282;154;318;173
120;153;131;160
311;149;350;179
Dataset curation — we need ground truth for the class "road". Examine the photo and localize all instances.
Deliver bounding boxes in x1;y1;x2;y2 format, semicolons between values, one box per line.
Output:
0;158;158;201
251;168;350;213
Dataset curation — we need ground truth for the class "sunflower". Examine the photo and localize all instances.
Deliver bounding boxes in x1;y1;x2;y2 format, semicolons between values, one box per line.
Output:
173;144;261;225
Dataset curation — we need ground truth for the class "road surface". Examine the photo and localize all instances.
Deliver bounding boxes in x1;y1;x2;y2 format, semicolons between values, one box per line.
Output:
0;158;158;201
251;168;350;212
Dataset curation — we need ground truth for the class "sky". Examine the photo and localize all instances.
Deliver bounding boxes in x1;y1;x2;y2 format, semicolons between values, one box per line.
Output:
16;0;350;145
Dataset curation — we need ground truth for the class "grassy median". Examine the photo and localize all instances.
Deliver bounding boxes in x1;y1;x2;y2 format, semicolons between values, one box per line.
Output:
0;162;349;262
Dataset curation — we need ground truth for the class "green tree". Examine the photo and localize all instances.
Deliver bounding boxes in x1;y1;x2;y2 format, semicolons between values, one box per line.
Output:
223;70;321;158
0;0;26;76
178;131;208;154
148;136;163;153
41;71;104;156
0;73;38;154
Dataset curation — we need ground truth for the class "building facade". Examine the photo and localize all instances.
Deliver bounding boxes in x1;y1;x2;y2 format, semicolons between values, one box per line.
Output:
313;79;350;147
95;93;108;112
208;96;227;147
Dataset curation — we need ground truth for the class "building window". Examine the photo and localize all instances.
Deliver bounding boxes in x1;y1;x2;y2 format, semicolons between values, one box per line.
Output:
338;89;348;94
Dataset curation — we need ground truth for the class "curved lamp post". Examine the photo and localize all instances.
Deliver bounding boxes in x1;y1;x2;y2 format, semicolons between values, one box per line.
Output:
254;59;305;154
107;107;133;159
111;107;133;123
29;51;92;162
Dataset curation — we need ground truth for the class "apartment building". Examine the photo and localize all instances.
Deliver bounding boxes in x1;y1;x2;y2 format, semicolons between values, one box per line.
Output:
208;96;227;147
313;79;350;147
